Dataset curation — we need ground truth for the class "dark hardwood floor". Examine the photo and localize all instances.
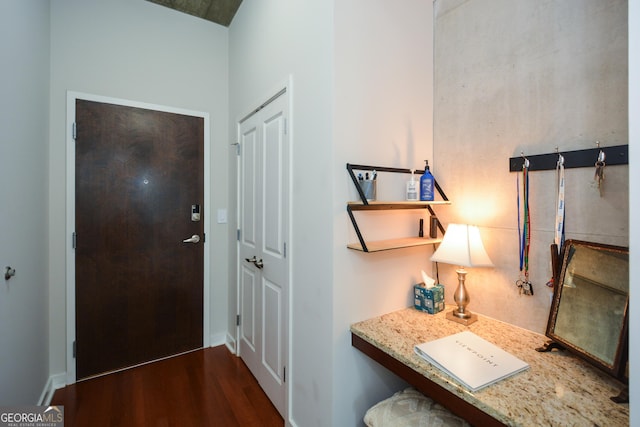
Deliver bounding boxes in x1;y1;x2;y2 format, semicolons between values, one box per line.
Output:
51;346;284;427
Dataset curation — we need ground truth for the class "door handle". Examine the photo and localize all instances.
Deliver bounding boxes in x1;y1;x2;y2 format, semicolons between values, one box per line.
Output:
182;234;200;244
244;256;264;269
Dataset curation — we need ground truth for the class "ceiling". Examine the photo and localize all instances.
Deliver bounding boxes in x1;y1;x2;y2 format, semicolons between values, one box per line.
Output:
146;0;243;27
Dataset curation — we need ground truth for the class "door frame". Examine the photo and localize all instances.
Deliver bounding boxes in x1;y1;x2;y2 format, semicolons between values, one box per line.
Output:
65;91;211;384
235;77;292;417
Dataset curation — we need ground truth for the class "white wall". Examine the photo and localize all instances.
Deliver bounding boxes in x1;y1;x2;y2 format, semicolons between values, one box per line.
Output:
628;1;638;424
434;0;628;333
228;1;334;425
0;0;50;404
229;1;433;424
333;1;434;425
48;0;230;377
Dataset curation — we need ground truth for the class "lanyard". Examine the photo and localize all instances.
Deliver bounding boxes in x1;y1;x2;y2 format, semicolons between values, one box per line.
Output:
517;159;533;295
554;155;565;252
518;163;530;274
595;149;606;196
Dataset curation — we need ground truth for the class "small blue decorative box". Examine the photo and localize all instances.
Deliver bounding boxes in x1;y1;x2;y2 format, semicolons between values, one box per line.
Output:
413;283;445;314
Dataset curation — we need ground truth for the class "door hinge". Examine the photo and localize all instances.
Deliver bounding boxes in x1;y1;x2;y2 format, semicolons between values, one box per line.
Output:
73;341;76;358
72;232;77;249
236;314;241;326
233;142;240;155
202;233;206;243
283;366;286;382
284;242;287;258
72;122;77;140
237;229;241;241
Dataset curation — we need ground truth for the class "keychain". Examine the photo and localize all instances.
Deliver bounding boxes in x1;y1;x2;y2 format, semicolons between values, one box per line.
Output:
593;142;605;196
516;274;534;296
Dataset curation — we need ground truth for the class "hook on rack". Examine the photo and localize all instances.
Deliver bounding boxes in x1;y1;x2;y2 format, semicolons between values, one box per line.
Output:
595;141;606;163
555;147;564;167
521;152;530;168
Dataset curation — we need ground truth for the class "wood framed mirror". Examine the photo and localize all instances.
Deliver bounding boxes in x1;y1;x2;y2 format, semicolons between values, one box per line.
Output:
538;239;629;385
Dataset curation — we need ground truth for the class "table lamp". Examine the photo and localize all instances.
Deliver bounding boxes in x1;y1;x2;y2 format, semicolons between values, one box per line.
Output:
430;223;493;325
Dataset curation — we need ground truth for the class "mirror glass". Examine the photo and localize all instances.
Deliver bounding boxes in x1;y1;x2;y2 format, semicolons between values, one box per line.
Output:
545;239;629;379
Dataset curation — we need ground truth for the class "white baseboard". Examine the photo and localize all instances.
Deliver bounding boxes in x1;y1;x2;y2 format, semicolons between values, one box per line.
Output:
225;332;237;354
38;372;66;406
209;332;226;347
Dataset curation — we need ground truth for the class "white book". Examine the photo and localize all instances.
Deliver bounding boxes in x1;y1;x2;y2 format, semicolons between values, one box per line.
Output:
414;330;530;392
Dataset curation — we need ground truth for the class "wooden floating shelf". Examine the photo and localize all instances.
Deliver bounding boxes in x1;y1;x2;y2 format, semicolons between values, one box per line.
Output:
347;237;443;252
347;201;451;211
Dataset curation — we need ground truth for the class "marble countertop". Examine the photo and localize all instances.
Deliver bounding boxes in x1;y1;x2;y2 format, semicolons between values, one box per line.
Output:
351;307;629;427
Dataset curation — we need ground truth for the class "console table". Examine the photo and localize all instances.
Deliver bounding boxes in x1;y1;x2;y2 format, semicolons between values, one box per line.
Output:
351;307;628;426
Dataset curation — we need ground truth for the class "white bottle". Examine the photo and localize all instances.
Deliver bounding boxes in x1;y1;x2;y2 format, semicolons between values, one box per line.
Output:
406;170;418;201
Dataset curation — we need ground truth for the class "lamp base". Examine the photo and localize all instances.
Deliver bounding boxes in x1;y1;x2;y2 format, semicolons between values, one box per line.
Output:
446;309;478;326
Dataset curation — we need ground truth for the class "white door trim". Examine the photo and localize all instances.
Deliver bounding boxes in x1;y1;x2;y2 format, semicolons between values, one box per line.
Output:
65;91;211;384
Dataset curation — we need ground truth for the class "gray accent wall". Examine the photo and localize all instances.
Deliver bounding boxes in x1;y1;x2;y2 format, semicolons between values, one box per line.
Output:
433;0;628;333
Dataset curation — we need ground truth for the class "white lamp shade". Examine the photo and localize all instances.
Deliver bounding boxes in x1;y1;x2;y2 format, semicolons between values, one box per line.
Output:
430;223;494;268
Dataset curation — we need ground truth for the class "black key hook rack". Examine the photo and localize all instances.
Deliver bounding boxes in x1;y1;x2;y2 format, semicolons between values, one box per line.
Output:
509;144;628;172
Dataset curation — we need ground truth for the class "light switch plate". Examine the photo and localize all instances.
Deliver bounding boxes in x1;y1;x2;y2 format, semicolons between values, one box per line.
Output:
217;208;228;224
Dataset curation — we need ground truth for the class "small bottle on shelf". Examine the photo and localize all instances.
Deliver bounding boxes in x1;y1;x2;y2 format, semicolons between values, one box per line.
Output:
406;170;418;201
420;160;434;201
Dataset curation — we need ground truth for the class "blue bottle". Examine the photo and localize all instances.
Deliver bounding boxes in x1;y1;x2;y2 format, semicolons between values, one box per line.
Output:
420;160;434;201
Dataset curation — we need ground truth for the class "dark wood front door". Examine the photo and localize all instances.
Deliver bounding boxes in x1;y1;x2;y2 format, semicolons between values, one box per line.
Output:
75;99;204;380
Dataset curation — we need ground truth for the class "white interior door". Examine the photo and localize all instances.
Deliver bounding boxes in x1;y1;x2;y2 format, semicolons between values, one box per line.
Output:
238;90;289;417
